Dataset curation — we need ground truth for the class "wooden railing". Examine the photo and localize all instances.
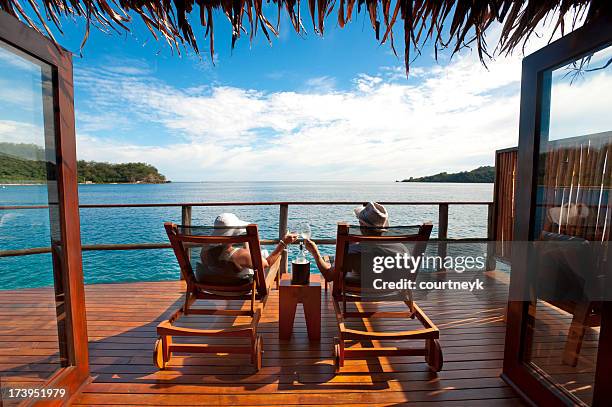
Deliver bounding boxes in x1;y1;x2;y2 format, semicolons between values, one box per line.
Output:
1;201;496;270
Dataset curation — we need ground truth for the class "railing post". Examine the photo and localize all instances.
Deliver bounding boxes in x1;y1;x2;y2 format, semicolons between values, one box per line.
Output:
278;204;289;284
180;205;192;280
486;202;496;271
181;205;192;227
437;204;448;271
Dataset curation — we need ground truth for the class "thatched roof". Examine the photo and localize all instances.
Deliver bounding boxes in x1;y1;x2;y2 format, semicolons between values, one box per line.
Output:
2;0;609;72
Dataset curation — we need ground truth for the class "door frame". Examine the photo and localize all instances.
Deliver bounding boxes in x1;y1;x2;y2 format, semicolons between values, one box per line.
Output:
503;14;612;407
0;11;89;404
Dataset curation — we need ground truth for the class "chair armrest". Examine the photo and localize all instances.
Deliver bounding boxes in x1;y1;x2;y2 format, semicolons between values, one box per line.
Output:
265;254;282;289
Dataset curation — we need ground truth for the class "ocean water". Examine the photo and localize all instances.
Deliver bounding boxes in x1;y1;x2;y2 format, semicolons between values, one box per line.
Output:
0;182;492;289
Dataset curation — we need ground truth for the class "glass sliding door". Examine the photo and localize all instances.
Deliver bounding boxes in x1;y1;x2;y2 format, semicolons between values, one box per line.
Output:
0;37;70;391
504;16;612;407
0;11;88;405
525;44;612;406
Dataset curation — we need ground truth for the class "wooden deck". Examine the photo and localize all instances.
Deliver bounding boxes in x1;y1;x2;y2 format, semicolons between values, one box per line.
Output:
1;270;528;406
529;300;599;405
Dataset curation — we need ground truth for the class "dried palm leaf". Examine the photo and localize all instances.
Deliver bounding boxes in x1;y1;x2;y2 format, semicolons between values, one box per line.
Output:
0;0;607;75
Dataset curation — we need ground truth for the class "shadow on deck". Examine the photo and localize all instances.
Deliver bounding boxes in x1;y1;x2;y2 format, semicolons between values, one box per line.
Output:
1;271;533;406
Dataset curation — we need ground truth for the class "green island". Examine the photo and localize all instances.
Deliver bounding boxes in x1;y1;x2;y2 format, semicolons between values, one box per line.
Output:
0;142;168;184
399;166;494;183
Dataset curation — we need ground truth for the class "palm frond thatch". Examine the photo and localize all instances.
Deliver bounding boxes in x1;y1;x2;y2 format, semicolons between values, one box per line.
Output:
1;0;610;73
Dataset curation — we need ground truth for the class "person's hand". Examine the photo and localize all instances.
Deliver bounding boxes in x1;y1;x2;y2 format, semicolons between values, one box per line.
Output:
281;232;298;245
304;238;319;255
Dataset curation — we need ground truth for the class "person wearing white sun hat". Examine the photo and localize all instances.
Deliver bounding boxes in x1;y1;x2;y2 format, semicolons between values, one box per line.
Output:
304;202;409;282
196;213;298;285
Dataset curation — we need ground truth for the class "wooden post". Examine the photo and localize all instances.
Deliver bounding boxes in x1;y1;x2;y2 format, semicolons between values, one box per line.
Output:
181;205;192;227
278;204;289;282
180;205;192;280
486;202;496;271
437;204;448;271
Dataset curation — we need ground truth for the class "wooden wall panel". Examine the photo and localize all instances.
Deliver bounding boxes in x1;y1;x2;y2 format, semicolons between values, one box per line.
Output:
494;148;518;262
539;131;612;242
493;131;612;265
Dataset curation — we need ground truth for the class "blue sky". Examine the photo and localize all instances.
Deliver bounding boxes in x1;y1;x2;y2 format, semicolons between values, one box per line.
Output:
2;6;604;182
63;9;422;149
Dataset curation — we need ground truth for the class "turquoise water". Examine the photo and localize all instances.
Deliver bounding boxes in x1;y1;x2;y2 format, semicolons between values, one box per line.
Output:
0;182;492;289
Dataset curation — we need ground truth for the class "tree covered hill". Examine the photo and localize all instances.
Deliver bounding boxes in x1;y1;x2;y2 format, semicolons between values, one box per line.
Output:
400;166;494;183
0;149;47;182
77;161;168;184
0;142;168;184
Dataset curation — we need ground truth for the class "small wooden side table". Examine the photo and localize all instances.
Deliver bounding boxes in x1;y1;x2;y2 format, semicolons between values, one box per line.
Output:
279;275;321;341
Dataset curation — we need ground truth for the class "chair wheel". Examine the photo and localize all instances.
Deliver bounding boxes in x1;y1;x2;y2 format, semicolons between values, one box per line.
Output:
254;336;263;371
426;339;443;372
333;337;341;374
153;337;166;370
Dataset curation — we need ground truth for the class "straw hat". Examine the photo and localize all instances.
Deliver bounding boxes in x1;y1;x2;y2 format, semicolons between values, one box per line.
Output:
354;202;389;227
213;213;249;236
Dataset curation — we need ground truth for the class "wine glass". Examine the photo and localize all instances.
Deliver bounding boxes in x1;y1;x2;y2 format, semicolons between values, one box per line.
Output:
298;222;311;241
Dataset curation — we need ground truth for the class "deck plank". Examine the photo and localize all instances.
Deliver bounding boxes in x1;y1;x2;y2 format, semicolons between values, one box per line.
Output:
74;271;522;406
2;271;527;406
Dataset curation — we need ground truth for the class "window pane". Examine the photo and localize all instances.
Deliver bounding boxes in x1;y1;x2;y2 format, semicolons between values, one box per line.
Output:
524;43;612;405
0;40;68;393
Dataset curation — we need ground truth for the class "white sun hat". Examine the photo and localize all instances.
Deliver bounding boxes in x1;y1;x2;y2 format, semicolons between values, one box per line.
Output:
548;203;589;226
354;202;389;227
213;213;249;236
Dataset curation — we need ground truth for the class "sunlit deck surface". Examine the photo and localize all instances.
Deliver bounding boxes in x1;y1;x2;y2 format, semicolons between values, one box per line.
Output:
3;271;536;406
530;301;599;405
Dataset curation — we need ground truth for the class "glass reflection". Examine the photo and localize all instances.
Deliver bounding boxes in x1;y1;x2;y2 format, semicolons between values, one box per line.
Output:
524;44;612;405
0;40;67;392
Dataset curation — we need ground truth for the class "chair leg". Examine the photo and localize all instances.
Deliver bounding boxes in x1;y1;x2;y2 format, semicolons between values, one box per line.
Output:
153;337;164;369
183;288;191;315
250;280;256;315
162;335;172;364
154;335;171;370
402;289;416;318
333;336;344;373
426;338;443;372
563;305;590;366
251;335;263;371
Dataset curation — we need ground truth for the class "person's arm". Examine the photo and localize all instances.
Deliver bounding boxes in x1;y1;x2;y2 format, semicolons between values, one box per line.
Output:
265;233;298;267
232;233;298;270
304;239;335;281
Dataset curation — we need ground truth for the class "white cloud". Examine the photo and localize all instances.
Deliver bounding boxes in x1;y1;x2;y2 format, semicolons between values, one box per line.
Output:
548;46;612;140
0;79;40;111
0;45;40;74
0;120;44;146
0;46;43;112
72;15;607;182
303;76;337;93
74;45;527;181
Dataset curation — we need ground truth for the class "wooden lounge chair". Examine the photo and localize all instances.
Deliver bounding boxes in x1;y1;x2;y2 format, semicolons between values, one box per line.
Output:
331;222;442;373
153;222;281;371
